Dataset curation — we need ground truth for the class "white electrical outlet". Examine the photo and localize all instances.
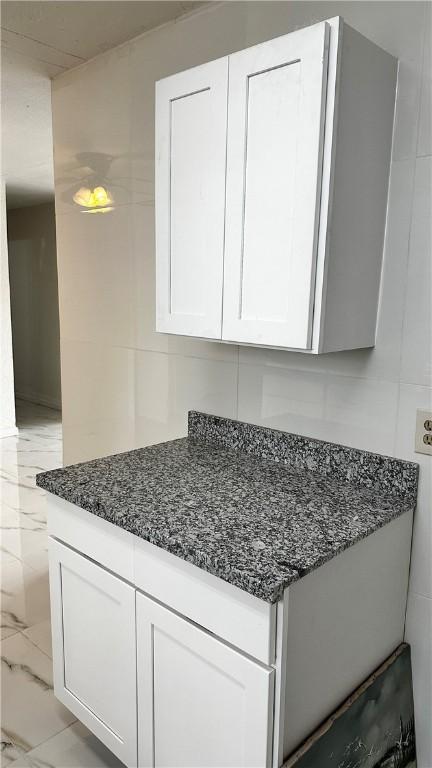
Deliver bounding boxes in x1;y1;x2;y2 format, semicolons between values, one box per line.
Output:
415;409;432;455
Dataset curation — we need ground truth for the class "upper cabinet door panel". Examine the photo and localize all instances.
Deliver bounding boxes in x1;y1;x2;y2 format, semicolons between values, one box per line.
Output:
156;58;228;339
222;23;330;350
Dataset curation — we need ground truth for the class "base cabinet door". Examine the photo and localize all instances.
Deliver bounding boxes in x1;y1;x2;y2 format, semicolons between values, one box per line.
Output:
136;591;274;768
49;538;137;767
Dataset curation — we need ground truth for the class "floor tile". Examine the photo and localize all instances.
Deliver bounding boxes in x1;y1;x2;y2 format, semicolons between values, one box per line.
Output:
1;728;30;767
1;504;46;531
1;529;48;569
0;478;48;521
18;550;49;576
1;403;68;761
1;560;50;640
1;633;75;752
8;722;124;768
23;620;52;660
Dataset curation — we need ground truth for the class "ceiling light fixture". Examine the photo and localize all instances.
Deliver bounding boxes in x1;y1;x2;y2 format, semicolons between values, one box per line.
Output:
73;185;113;212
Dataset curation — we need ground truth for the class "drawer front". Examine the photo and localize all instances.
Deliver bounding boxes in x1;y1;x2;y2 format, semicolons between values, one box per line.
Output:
134;537;276;665
47;494;134;581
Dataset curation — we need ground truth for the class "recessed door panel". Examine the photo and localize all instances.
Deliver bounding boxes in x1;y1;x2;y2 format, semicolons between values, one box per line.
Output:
222;23;329;349
241;62;301;323
170;88;212;318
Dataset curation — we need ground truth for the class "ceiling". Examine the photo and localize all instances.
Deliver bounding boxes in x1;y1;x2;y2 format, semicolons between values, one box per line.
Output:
1;1;205;209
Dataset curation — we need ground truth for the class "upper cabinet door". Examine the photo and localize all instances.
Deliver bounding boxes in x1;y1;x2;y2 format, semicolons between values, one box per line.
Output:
156;58;228;339
222;23;330;350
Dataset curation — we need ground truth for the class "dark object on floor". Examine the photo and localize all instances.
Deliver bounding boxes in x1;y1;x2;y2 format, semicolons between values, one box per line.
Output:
284;643;416;768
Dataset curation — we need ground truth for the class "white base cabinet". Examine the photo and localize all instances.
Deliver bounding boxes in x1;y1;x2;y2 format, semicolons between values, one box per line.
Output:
47;495;413;768
155;17;397;353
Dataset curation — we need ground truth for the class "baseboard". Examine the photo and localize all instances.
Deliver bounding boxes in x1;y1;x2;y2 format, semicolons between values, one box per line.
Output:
15;390;62;411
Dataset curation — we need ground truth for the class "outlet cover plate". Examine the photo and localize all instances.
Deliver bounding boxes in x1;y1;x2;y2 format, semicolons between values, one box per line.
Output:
415;409;432;455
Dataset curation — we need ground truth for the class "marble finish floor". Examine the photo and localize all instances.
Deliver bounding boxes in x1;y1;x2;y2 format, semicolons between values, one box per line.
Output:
1;402;124;768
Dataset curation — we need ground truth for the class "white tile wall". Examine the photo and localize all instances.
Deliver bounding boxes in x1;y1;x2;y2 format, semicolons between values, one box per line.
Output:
56;206;137;348
53;44;133;215
60;338;136;463
395;385;432;600
133;348;238;447
417;3;432;159
238;365;400;455
52;2;431;763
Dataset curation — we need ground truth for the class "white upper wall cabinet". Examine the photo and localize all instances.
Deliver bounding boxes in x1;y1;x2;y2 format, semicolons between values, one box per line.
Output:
155;17;397;353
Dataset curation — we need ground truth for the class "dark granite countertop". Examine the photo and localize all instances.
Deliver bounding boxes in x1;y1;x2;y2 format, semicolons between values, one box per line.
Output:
36;412;418;603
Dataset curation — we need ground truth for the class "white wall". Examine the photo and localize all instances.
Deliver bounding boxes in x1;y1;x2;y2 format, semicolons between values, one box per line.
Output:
7;202;61;410
51;2;431;763
0;180;17;437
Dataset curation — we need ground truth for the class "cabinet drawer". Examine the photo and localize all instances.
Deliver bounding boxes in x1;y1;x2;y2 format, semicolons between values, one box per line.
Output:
47;494;134;581
134;537;276;665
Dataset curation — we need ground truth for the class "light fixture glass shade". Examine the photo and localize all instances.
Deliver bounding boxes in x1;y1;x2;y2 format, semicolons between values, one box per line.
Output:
92;186;112;206
73;185;113;211
73;187;93;206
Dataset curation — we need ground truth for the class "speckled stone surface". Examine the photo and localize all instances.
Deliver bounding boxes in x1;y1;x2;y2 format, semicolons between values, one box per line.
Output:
188;412;418;503
36;412;418;603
